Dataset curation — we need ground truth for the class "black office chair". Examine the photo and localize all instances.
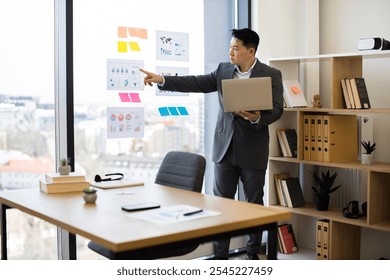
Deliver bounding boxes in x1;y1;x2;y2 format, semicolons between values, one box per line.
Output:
87;151;206;259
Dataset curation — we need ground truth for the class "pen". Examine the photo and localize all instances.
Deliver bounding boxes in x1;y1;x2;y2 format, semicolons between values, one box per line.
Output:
116;191;135;195
183;209;203;216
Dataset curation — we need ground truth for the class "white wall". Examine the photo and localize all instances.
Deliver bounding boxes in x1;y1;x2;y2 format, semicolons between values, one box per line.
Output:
253;0;390;259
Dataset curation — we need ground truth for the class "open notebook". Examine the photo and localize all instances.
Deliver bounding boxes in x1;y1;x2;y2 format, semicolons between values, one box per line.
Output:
90;179;144;189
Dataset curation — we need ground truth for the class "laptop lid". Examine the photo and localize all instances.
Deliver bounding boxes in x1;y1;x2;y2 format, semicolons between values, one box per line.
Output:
222;77;273;112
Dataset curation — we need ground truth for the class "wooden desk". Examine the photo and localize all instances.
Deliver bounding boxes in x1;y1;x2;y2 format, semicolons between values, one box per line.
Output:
0;184;291;260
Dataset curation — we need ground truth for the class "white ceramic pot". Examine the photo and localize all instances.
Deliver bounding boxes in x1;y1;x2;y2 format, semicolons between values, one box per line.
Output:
361;153;374;165
58;165;71;175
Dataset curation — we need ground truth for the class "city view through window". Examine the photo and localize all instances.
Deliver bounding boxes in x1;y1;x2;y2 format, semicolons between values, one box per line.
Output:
0;0;204;259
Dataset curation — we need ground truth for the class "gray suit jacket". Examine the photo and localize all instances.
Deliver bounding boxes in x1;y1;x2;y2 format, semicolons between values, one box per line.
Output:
161;59;284;170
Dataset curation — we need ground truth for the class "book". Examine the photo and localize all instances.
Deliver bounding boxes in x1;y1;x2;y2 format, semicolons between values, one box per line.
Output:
282;80;308;108
340;79;352;109
280;177;305;208
345;78;356;109
277;224;299;254
39;179;90;194
284;129;298;158
273;172;291;207
276;129;289;157
45;172;86;183
350;77;371;109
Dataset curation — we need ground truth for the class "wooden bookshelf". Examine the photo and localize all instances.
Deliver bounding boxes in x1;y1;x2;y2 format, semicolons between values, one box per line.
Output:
268;51;390;260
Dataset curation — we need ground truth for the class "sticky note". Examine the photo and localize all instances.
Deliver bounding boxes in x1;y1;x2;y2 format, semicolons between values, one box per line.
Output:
128;27;138;37
138;28;148;39
129;93;141;103
167;107;179;116
119;93;131;102
129;42;141;51
177;107;189;115
158;107;170;116
290;86;301;94
118;41;128;52
118;26;128;38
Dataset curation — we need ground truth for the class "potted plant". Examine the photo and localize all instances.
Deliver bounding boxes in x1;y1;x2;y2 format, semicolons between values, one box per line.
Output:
310;170;341;211
83;187;97;203
58;158;71;175
361;140;376;165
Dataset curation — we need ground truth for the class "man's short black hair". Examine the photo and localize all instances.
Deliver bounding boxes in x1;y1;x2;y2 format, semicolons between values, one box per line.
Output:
231;28;260;52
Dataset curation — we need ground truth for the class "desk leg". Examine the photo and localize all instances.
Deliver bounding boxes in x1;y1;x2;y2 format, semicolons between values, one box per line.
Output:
267;222;278;260
1;203;8;260
58;228;77;260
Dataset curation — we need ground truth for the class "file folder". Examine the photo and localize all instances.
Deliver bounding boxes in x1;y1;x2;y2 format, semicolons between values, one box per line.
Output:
303;114;310;160
321;219;330;260
316;115;323;162
322;115;357;162
309;115;317;161
316;220;323;259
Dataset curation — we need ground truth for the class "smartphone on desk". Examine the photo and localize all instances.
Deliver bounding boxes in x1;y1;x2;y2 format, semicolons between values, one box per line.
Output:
121;202;161;212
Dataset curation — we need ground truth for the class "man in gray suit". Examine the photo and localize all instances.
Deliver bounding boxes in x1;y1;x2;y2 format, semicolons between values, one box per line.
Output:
141;28;283;260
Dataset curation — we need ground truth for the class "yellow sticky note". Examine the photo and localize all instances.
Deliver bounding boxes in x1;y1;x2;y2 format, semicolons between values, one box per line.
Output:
118;41;128;52
129;42;141;51
118;26;128;38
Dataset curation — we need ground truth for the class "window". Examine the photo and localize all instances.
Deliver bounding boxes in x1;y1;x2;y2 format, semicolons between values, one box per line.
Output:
0;0;57;259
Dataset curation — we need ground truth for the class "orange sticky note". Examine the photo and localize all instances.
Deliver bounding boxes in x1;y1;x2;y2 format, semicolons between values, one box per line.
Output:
118;41;128;52
290;86;301;94
118;26;128;38
128;27;138;37
129;42;141;51
138;28;148;39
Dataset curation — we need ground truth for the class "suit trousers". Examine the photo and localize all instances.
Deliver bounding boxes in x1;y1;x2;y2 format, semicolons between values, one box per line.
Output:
213;142;265;258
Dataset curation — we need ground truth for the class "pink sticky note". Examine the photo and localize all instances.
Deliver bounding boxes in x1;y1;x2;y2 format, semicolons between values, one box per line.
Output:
129;93;141;103
119;93;131;102
128;27;138;37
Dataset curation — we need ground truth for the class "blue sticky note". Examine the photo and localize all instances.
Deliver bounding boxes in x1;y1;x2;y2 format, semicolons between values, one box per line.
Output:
177;106;189;115
167;107;179;116
158;107;170;116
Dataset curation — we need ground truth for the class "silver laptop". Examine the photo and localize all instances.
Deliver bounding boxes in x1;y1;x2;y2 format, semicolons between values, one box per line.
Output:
222;77;273;112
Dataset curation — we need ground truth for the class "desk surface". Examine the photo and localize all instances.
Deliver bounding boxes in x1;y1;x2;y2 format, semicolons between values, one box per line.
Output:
0;184;291;253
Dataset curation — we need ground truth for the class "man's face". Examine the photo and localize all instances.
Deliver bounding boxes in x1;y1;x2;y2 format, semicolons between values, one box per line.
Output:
228;37;254;67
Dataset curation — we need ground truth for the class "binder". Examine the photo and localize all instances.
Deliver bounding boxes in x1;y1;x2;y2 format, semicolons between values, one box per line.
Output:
321;219;330;260
316;220;323;259
316;115;323;162
309;115;317;161
322;115;358;162
280;177;305;208
284;129;298;158
303;114;310;160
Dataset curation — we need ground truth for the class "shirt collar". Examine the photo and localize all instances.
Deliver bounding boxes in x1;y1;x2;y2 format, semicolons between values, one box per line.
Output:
235;59;257;75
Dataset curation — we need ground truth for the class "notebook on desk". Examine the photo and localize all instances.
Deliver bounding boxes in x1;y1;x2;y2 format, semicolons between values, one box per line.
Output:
222;77;273;112
90;179;144;189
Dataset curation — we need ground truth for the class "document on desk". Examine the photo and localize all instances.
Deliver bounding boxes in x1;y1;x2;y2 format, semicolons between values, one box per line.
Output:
90;179;144;189
128;204;220;225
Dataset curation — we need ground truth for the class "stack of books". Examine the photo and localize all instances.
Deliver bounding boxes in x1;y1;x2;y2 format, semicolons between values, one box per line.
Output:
340;77;371;109
40;172;90;193
277;223;299;254
274;173;305;208
276;128;297;158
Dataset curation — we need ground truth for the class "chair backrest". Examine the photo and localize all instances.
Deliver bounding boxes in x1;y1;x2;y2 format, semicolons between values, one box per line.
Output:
154;151;206;193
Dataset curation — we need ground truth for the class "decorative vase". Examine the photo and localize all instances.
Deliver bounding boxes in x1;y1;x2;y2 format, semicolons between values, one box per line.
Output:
58;164;71;175
83;192;97;203
315;195;330;211
361;153;374;165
